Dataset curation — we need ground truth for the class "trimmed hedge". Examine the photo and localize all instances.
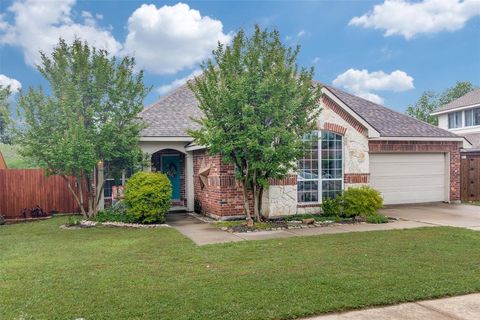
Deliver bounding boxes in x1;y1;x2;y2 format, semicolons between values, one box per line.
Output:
124;172;172;224
340;186;383;218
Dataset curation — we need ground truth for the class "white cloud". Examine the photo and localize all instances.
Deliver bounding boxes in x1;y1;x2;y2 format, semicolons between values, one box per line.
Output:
157;69;202;95
123;3;231;75
297;30;306;37
332;68;414;104
312;57;320;64
0;74;22;92
349;0;480;39
0;0;121;66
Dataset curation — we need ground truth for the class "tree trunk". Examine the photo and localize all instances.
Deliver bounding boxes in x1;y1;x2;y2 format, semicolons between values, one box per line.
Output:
65;175;87;218
252;171;263;222
258;186;265;221
241;176;253;223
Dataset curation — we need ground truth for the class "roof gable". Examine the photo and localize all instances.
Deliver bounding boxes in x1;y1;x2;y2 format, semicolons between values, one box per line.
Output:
324;86;459;138
433;88;480;114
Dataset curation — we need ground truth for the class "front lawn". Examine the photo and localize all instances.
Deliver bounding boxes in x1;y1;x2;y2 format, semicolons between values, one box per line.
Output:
1;218;479;320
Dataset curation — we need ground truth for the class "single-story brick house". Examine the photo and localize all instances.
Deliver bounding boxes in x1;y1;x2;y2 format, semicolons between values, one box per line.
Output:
139;84;470;219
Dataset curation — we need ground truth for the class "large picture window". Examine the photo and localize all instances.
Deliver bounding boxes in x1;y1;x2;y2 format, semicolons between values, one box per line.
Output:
297;131;343;203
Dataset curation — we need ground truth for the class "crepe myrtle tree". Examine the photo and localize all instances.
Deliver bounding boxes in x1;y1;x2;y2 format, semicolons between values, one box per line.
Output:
189;26;322;223
17;39;149;218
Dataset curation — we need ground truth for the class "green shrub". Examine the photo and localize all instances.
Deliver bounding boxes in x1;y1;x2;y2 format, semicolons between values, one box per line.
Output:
366;214;389;224
321;197;341;216
340;186;383;218
124;172;172;224
95;201;133;223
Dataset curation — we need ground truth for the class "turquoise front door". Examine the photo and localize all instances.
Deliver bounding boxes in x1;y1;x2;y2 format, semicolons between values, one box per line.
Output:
161;155;181;200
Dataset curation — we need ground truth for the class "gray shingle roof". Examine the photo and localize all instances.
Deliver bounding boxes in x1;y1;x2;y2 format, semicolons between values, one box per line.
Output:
435;89;480;113
140;82;460;139
463;132;480;149
140;84;202;137
325;85;459;138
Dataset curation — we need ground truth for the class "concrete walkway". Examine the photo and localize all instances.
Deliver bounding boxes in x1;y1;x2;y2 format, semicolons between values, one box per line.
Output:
304;293;480;320
167;212;434;245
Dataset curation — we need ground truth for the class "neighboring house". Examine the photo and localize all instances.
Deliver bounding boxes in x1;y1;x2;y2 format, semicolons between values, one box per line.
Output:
431;89;480;201
0;151;6;169
431;88;480;151
139;84;467;219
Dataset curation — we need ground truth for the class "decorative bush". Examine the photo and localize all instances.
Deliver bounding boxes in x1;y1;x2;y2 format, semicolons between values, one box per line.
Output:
321;197;342;216
95;201;133;223
340;186;383;218
124;172;172;224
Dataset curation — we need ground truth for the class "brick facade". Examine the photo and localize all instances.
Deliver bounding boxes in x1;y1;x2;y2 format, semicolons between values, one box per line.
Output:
322;96;367;134
344;173;370;184
192;150;298;218
369;140;462;202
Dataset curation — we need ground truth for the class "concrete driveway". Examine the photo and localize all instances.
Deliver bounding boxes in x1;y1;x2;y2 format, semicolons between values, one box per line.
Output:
380;203;480;231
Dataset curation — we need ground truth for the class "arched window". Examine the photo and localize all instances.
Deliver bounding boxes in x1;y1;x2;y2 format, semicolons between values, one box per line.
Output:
297;131;343;203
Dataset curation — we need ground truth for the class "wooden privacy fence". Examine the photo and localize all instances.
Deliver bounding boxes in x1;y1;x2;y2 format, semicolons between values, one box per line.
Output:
0;169;86;219
461;152;480;202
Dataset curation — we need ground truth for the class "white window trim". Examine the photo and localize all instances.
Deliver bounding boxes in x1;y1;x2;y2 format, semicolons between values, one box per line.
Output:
297;131;344;205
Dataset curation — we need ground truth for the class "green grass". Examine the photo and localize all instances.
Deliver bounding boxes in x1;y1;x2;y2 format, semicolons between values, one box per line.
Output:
1;218;479;320
463;201;480;206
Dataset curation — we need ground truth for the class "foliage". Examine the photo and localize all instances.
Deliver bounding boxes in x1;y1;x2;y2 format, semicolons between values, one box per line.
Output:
366;214;389;224
0;143;37;168
0;87;12;144
340;186;384;218
124;172;172;224
406;81;476;125
16;38;149;218
321;197;342;216
2;218;480;319
189;25;322;223
66;216;81;226
95;201;133;223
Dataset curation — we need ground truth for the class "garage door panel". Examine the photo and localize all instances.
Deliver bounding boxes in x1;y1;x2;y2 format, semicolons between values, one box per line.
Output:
370;153;447;205
371;175;445;186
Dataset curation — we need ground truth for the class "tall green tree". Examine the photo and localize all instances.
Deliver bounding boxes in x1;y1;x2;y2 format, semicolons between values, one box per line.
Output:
406;81;476;125
189;26;322;223
0;86;12;144
17;39;149;217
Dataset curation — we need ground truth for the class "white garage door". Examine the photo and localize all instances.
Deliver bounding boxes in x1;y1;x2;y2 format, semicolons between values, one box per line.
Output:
370;153;448;205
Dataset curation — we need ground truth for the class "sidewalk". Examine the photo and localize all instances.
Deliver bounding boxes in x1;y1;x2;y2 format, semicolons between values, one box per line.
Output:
304;293;480;320
167;212;435;245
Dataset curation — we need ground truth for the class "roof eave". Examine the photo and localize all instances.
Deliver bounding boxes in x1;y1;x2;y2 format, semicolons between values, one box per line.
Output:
321;87;381;138
431;102;480;116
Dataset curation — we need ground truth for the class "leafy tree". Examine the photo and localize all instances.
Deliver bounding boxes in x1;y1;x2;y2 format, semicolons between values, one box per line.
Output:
17;39;149;218
405;91;438;125
189;26;321;223
406;81;476;125
0;86;12;144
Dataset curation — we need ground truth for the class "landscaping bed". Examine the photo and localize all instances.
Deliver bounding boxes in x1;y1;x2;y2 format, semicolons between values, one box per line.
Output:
214;214;392;233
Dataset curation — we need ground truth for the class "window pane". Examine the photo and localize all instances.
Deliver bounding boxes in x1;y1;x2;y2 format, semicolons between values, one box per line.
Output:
474;108;480;126
465;110;473;126
455;111;462;128
448;113;455;128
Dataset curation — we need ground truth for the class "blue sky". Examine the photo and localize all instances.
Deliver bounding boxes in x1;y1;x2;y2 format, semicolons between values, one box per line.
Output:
0;0;479;112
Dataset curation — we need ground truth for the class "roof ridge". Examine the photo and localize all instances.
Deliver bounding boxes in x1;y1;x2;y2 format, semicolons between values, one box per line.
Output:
140;82;191;115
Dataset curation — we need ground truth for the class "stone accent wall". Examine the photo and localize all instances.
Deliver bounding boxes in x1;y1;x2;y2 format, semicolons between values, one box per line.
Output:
262;185;297;217
318;96;370;175
369;140;462;202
